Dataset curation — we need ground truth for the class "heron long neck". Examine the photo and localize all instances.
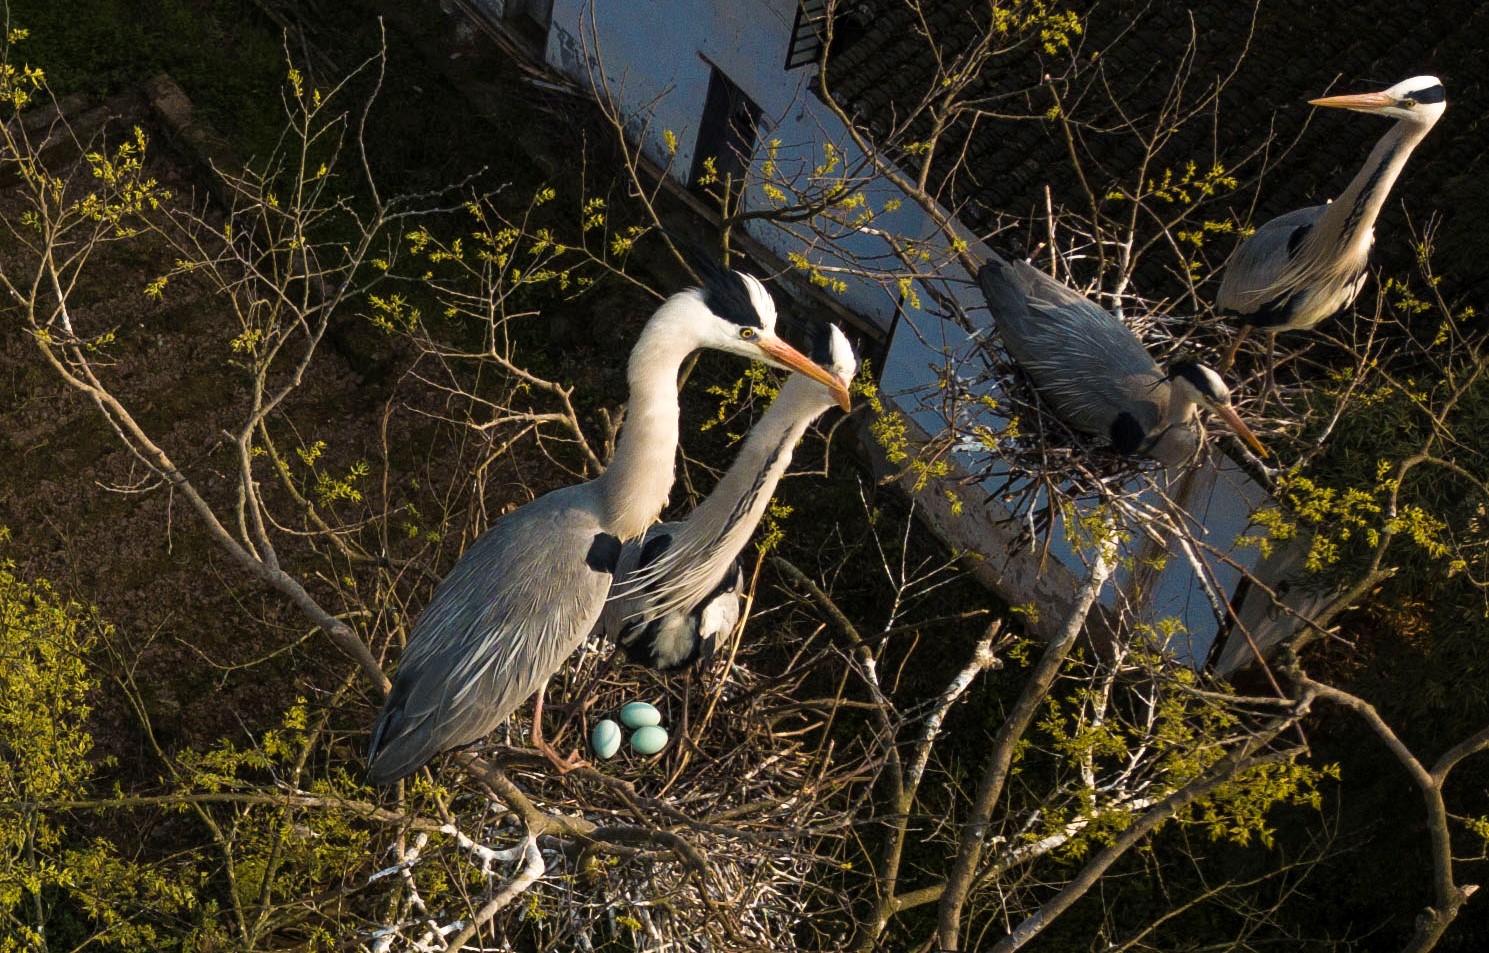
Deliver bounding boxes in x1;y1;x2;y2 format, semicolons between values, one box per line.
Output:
594;301;701;540
1315;118;1432;257
675;377;831;554
629;375;835;617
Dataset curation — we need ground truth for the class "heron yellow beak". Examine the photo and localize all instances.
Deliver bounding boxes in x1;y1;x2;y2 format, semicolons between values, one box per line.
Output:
756;335;853;411
1308;90;1396;113
1211;403;1267;458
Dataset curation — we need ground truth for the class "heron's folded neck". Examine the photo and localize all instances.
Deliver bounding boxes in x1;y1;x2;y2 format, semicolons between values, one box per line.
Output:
596;305;698;539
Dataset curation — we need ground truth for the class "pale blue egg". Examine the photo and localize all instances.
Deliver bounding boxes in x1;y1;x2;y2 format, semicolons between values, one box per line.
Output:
619;701;662;729
590;719;622;759
629;725;669;755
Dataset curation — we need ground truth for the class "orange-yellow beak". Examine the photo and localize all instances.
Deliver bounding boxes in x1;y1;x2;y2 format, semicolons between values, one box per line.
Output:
1309;90;1396;113
1212;403;1267;458
756;335;853;411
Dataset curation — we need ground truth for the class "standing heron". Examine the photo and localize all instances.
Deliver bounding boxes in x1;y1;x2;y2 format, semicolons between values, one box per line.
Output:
1216;75;1446;350
602;322;857;670
978;252;1266;468
366;265;851;785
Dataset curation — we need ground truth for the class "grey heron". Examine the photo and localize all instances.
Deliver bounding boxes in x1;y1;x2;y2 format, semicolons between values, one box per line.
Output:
602;322;857;670
978;252;1266;468
366;265;851;784
1216;75;1446;340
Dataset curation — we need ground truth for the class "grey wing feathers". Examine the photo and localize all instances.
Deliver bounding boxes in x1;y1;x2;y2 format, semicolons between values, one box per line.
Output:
601;525;743;671
1214;205;1325;315
367;485;615;784
979;255;1166;440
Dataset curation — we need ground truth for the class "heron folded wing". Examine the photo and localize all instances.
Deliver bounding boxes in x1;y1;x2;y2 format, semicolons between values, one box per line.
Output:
367;487;616;784
1216;205;1328;316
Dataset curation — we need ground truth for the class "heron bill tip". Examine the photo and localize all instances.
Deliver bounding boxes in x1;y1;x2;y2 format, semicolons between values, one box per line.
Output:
1213;404;1267;458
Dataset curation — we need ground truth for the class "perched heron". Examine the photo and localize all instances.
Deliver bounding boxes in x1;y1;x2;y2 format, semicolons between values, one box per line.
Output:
602;322;857;670
366;264;851;784
1216;75;1446;341
978;253;1266;468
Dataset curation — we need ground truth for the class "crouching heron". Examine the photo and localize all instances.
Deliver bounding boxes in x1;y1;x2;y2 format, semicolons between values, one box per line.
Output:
979;252;1265;468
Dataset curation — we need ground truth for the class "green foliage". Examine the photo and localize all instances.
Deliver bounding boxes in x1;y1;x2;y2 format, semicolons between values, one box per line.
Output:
1249;470;1387;571
0;563;98;806
0;557;102;946
866;386;911;465
991;0;1083;55
0;556;214;951
397;185;609;340
1031;641;1330;859
755;500;794;556
0;553;409;950
0;27;44;110
1250;266;1483;598
700;363;780;435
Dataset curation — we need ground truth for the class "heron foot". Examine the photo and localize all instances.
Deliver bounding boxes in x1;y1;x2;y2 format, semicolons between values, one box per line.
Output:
534;735;588;774
529;681;587;773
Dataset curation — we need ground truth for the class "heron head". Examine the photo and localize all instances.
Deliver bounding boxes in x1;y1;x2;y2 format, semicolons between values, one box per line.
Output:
688;262;852;410
1309;75;1446;125
803;321;859;396
1167;360;1267;457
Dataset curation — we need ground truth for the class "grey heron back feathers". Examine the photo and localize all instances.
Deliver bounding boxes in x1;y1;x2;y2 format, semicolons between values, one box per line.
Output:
366;485;620;785
978;252;1169;449
615;528;744;670
980;253;1263;466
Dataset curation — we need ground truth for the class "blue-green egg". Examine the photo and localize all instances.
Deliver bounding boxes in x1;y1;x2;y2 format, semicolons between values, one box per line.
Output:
619;701;662;729
590;719;622;759
629;725;669;755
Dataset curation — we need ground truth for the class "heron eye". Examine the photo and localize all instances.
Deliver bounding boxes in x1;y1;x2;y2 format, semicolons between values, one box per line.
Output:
739;327;757;340
1401;98;1417;108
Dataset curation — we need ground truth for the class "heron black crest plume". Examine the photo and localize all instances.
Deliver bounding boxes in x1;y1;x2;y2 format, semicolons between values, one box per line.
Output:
668;235;768;329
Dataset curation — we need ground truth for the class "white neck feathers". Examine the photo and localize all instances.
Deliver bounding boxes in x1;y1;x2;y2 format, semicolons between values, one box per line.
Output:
622;373;838;620
595;294;707;540
1316;117;1433;258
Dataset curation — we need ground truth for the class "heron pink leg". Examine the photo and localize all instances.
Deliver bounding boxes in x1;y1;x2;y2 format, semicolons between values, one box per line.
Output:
531;682;587;774
1217;325;1251;374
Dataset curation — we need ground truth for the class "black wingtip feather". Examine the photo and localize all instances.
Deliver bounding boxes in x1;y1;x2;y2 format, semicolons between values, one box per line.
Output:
366;687;419;785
